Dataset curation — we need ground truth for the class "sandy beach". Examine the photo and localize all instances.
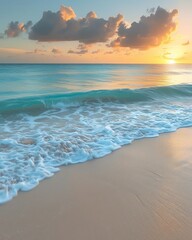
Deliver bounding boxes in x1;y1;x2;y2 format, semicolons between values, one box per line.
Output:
1;128;192;240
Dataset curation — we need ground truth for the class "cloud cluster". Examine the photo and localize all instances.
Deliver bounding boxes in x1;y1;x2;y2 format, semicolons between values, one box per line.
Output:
26;47;63;55
110;7;178;50
25;48;47;55
5;21;32;38
68;43;89;54
29;6;123;44
2;5;179;53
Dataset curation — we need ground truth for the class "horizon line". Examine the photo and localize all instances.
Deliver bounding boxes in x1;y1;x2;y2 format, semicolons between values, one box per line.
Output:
0;63;192;65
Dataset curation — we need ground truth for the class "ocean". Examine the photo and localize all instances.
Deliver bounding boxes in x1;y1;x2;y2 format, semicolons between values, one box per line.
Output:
0;64;192;204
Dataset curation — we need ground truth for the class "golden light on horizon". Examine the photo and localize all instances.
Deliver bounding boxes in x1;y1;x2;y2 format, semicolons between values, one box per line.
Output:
164;47;185;65
167;59;176;64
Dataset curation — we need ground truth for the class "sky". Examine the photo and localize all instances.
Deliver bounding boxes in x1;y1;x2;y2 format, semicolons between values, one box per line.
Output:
0;0;192;63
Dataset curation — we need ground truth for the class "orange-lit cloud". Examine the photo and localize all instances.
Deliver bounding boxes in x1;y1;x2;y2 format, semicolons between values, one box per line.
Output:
1;4;182;64
4;21;32;38
110;7;178;50
29;6;178;52
29;5;123;44
86;11;97;19
60;6;76;21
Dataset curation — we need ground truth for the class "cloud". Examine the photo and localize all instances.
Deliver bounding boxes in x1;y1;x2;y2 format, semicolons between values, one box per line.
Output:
52;48;62;54
34;48;47;54
110;7;178;50
2;5;178;54
86;11;97;19
29;5;123;44
182;41;190;46
147;8;155;14
77;43;88;50
26;47;63;55
4;21;32;38
26;48;47;55
68;49;88;55
60;6;76;21
67;43;89;54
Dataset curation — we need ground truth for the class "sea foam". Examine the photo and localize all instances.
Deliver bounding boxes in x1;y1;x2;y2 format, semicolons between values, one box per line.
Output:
0;85;192;203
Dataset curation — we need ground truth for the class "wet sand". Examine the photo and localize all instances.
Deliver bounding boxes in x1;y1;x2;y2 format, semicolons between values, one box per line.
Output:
1;128;192;240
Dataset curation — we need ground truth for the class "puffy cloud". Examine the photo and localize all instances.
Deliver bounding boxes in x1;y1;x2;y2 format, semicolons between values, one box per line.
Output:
3;5;178;53
86;11;97;19
25;21;33;30
29;5;123;44
60;6;76;21
5;21;32;38
147;8;155;14
110;7;178;50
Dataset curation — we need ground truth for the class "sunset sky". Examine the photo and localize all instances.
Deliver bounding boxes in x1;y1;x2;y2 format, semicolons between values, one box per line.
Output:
0;0;192;64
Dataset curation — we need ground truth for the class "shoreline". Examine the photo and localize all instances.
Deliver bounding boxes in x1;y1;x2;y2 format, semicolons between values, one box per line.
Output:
1;128;192;240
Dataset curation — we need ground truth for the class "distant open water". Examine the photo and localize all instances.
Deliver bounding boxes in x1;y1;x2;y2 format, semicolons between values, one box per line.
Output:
0;64;192;204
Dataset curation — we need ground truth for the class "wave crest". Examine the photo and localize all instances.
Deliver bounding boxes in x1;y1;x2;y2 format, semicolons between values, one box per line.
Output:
1;84;192;115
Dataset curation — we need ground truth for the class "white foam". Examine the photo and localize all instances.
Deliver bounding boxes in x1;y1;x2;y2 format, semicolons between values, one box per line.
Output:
0;98;192;204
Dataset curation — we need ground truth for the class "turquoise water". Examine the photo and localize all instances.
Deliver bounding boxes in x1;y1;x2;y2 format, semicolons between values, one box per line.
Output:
1;64;192;100
0;64;192;203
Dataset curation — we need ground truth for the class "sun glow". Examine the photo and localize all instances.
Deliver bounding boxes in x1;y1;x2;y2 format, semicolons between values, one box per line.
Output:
167;59;176;64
